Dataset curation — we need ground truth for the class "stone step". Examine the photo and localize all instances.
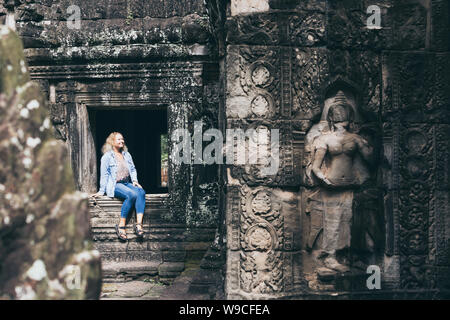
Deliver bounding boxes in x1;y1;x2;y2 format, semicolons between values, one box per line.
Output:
89;194;169;211
91;227;187;242
158;260;212;300
102;261;160;282
90;193;188;282
94;241;185;261
90;202;169;210
89;193;215;285
187;246;225;298
101;280;166;299
188;269;222;296
91;207;169;215
102;261;185;284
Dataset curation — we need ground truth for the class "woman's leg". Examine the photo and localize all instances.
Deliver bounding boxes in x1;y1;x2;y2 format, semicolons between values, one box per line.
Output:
124;183;146;233
135;187;146;227
114;183;138;220
123;183;145;214
135;186;146;215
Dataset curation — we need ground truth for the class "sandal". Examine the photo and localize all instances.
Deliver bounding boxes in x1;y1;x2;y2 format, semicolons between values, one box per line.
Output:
134;223;144;238
115;224;127;241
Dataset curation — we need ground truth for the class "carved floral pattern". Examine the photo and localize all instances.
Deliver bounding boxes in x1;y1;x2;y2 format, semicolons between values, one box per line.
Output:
238;186;284;294
398;124;435;289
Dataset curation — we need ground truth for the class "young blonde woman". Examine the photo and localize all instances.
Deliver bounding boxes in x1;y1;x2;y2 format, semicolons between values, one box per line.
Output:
92;132;146;241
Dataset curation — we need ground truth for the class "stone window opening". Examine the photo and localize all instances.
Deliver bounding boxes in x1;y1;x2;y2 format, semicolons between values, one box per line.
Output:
88;108;168;195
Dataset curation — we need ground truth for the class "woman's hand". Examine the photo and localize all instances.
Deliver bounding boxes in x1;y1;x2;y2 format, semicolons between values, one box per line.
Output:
317;174;333;186
133;181;143;189
322;177;333;186
91;192;104;198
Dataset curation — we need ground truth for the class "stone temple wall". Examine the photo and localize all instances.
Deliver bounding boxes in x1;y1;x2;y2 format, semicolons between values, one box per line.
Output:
2;0;450;300
0;0;221;228
0;0;218;226
0;0;222;285
215;0;450;299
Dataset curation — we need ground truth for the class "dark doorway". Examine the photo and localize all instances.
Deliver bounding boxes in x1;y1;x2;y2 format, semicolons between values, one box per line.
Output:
90;108;168;194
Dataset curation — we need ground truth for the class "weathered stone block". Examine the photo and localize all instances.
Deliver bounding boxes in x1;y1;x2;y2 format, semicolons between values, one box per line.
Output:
158;262;185;274
226;12;326;46
230;0;270;16
148;241;184;251
162;251;186;262
99;251;162;263
0;25;101;299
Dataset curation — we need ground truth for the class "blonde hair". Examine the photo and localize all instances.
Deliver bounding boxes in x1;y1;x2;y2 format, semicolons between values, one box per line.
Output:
101;132;128;154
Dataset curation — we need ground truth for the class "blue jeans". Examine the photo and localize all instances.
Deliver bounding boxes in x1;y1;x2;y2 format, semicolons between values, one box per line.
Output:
114;182;146;218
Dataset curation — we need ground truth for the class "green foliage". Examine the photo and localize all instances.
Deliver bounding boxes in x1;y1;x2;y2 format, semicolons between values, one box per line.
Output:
161;134;168;165
126;8;134;25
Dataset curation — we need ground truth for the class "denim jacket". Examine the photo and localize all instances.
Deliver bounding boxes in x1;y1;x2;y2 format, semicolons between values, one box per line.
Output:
98;150;138;197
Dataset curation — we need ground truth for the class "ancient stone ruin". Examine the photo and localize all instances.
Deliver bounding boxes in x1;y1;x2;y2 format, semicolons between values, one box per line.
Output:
1;0;449;299
0;25;101;299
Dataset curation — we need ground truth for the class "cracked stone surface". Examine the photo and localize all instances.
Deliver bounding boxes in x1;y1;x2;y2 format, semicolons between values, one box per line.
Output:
100;259;210;300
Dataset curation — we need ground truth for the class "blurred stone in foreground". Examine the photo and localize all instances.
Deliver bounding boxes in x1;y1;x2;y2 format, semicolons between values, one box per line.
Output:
0;25;102;300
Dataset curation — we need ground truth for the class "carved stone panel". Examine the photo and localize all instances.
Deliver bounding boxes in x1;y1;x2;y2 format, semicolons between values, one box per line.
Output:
226;119;308;187
292;48;381;121
299;84;384;291
226;11;326;47
382;50;450;290
222;0;450;299
226;45;281;120
291;48;328;120
431;0;450;52
327;0;427;50
226;185;301;298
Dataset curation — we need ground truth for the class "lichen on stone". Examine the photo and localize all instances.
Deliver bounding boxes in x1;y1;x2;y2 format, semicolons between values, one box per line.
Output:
0;26;102;300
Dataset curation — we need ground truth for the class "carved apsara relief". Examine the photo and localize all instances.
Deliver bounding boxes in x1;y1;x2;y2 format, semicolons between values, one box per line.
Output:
302;85;384;284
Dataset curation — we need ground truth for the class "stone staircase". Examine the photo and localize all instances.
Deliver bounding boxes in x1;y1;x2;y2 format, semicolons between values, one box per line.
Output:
89;194;200;284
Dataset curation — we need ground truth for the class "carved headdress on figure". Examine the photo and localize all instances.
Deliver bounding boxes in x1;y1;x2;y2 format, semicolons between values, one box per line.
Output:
303;88;368;187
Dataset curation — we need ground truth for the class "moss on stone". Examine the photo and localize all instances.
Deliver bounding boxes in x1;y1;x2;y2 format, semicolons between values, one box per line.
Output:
0;26;30;97
0;26;101;300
